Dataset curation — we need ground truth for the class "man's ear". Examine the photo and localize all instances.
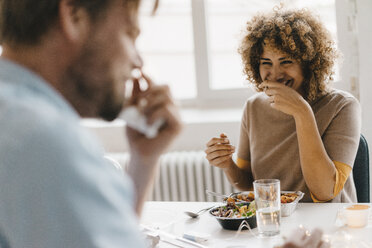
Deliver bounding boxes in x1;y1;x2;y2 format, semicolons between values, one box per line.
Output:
59;0;90;44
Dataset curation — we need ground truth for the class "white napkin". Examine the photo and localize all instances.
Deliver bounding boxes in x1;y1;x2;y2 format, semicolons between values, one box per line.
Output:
119;106;164;139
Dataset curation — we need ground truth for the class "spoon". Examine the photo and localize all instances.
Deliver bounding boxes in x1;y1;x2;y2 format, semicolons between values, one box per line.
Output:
184;206;214;218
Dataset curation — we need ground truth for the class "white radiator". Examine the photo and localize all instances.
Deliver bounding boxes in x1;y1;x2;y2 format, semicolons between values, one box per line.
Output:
106;151;237;202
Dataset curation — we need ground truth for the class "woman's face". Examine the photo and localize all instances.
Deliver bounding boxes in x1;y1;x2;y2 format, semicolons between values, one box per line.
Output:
259;46;305;95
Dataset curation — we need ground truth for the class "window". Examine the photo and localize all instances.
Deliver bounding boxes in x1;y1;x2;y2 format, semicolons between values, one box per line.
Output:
138;0;344;108
205;0;338;91
137;1;196;100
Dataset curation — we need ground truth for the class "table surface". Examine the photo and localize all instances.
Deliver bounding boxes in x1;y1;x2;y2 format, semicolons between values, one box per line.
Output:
141;201;372;248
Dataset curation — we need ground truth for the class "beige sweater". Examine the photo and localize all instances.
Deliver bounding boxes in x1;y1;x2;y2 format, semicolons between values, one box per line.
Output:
237;89;361;202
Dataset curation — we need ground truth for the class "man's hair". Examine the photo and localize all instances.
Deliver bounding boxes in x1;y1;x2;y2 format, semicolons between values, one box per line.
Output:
238;8;339;102
0;0;152;46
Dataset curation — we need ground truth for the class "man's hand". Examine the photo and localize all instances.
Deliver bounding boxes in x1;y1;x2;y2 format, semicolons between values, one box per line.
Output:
279;227;330;248
124;74;182;215
125;74;182;164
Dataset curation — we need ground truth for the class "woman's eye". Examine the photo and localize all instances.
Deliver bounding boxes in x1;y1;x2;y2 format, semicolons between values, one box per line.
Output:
281;60;293;65
261;62;272;65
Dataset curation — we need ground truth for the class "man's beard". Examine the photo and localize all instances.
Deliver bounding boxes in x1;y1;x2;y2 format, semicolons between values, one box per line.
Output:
63;46;124;121
98;91;124;121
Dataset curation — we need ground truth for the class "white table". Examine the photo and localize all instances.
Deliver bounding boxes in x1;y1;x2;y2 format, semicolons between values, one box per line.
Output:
141;201;372;248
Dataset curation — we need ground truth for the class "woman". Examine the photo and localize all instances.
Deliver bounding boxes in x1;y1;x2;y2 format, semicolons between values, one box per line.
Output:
205;8;361;202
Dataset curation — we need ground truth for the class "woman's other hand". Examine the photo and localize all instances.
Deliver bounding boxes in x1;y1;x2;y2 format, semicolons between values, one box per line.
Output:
205;133;235;169
260;80;312;118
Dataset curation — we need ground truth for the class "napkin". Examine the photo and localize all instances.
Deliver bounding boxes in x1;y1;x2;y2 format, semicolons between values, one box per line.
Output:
119;106;164;139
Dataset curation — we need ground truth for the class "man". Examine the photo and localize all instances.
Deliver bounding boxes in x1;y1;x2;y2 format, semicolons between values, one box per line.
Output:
0;0;181;247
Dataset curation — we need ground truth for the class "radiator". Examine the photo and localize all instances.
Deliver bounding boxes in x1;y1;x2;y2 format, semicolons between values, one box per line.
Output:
106;151;238;202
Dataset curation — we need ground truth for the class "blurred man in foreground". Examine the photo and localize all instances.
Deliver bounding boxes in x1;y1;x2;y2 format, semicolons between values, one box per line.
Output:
0;0;181;247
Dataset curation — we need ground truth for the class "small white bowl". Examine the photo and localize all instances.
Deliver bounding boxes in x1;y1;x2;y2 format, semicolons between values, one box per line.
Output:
338;204;371;228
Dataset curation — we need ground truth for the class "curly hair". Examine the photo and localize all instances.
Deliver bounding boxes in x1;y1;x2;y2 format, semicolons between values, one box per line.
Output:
238;8;339;102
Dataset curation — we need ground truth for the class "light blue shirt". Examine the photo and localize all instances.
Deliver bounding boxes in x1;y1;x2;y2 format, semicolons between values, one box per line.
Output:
0;58;146;248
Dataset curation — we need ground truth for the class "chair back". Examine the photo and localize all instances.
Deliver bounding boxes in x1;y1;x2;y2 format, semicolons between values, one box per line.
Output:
353;134;370;203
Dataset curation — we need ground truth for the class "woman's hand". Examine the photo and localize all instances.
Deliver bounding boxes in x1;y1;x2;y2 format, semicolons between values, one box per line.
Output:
206;134;254;191
261;80;336;201
260;81;311;118
205;133;235;169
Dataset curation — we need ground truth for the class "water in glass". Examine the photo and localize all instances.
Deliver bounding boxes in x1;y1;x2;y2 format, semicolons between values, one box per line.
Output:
256;206;280;236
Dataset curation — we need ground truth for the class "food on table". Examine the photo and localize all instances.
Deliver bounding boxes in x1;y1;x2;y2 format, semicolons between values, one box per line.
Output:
236;192;255;202
227;192;299;204
209;201;258;230
224;192;255;203
210;201;255;218
280;192;298;203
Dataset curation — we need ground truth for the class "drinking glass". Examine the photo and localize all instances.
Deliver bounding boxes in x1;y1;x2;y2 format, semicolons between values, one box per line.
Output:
253;179;281;237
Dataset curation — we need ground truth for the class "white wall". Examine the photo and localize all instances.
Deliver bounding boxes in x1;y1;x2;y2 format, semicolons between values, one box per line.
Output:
83;108;242;152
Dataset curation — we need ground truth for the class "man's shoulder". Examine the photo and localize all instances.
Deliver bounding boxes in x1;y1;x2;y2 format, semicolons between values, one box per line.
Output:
2;95;71;134
0;92;101;159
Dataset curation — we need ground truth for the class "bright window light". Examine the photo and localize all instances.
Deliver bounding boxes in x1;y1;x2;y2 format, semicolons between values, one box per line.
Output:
137;0;196;100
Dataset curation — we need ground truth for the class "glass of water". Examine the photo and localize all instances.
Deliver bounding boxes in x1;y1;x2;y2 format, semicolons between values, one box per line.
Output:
253;179;281;237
